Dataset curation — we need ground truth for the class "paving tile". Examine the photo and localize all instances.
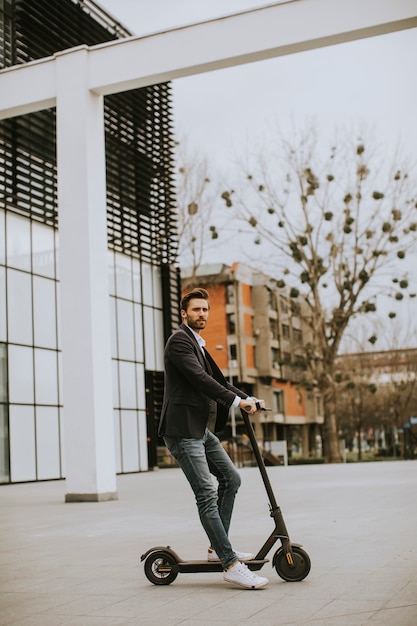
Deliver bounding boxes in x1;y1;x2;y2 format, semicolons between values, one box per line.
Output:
1;461;416;626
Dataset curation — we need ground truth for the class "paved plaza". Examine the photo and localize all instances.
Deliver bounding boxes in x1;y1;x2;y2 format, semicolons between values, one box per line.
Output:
1;459;416;625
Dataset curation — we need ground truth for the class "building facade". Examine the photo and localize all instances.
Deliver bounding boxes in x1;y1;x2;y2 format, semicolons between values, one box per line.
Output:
0;0;180;484
182;263;324;458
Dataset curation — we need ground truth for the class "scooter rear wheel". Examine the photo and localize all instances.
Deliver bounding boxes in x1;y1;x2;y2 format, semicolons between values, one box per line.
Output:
144;550;178;585
274;546;311;582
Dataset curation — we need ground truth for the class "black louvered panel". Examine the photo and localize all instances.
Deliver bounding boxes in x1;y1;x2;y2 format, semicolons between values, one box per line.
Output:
0;0;178;268
161;263;181;341
12;0;121;65
0;110;58;226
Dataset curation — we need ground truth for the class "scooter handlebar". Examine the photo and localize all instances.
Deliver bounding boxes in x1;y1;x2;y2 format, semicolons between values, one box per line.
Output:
242;402;272;412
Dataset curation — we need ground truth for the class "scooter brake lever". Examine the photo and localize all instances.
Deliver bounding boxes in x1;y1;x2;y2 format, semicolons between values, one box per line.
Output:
242;403;272;412
255;402;271;411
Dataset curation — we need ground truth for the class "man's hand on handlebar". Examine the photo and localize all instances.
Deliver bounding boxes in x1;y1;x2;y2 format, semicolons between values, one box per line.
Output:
239;397;266;414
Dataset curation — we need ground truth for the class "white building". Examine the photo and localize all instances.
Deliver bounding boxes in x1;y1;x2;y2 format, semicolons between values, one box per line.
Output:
0;0;180;488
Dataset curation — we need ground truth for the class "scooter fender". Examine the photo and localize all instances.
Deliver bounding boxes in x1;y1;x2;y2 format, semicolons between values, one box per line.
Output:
140;546;181;563
272;543;303;569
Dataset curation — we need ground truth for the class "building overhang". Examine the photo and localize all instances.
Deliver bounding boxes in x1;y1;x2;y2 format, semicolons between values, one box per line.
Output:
1;0;416;120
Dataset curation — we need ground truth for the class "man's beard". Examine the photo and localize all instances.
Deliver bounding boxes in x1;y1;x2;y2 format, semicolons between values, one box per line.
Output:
185;314;206;331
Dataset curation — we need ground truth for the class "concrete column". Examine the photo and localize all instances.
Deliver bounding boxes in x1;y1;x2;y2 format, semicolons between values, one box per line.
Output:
55;48;117;502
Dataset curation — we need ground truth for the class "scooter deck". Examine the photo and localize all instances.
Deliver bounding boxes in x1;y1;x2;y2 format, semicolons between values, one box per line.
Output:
173;559;269;574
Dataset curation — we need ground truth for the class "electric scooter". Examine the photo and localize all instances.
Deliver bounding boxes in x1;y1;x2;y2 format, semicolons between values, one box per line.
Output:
141;404;311;585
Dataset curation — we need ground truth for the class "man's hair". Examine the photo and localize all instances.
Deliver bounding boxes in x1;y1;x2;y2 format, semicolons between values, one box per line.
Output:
180;288;210;312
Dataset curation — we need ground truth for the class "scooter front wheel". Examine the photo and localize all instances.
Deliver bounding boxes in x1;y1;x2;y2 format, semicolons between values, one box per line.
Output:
144;550;178;585
273;546;311;582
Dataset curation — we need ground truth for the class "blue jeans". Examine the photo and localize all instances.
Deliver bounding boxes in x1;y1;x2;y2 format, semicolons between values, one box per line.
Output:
164;429;241;569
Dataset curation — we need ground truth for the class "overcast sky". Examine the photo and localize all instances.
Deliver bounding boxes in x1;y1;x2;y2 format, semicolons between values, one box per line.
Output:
97;0;417;163
96;1;417;346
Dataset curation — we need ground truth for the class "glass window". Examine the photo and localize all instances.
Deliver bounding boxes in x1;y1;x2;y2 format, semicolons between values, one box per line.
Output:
55;283;61;350
280;297;289;314
112;359;119;406
6;212;31;271
57;352;63;405
34;349;58;405
0;209;5;264
0;344;9;483
132;259;142;303
116;298;135;361
136;363;146;410
109;297;117;359
133;304;144;363
0;267;6;342
293;328;303;344
118;360;137;408
273;390;284;414
0;404;10;483
138;410;148;471
226;283;235;305
141;263;153;306
267;289;277;311
114;253;132;300
32;222;55;278
7;269;33;345
0;344;7;403
281;324;290;339
152;265;162;308
9;405;36;482
33;276;57;348
153;309;164;371
143;306;155;370
55;231;60;280
8;345;34;404
108;250;116;296
120;410;139;472
227;313;236;335
35;406;61;479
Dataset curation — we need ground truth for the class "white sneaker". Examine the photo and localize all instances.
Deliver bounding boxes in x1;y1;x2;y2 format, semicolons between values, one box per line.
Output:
208;548;254;562
223;561;269;589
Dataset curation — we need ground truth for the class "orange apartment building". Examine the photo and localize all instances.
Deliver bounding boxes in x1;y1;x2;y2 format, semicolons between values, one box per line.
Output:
182;262;324;458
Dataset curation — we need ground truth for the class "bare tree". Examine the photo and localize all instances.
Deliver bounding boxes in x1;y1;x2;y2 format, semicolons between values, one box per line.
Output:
173;138;220;278
220;126;417;462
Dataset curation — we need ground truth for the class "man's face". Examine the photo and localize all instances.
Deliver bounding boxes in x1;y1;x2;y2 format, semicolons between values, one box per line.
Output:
181;298;209;332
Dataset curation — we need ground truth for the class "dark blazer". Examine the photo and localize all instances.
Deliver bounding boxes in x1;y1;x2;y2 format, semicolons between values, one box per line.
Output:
158;324;248;438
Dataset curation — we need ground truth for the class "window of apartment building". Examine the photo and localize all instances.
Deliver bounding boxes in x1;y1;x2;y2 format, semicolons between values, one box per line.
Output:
271;347;280;368
280;297;289;314
281;324;290;339
291;301;301;316
267;289;277;311
230;344;237;361
226;283;235;304
273;390;284;414
282;351;291;364
293;328;303;344
227;312;236;335
269;318;277;339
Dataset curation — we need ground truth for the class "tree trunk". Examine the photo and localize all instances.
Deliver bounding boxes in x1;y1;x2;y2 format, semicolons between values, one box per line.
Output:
323;386;342;463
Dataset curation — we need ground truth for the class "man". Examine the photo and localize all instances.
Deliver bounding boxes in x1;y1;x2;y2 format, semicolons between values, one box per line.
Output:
158;288;269;589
